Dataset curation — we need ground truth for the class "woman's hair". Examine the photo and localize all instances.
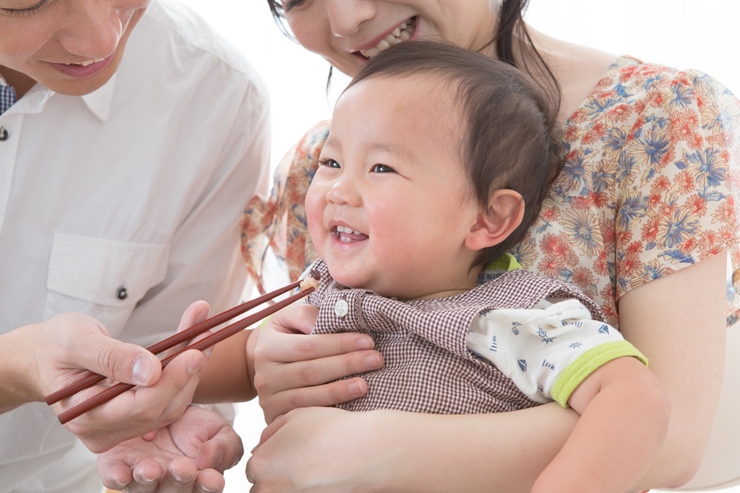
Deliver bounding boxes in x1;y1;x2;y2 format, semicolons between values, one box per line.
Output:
346;41;556;266
265;0;561;117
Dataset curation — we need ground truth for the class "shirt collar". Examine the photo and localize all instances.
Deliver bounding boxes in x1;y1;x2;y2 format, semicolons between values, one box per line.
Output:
0;72;116;120
80;73;117;122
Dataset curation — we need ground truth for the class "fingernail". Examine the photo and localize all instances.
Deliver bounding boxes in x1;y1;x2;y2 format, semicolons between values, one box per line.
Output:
171;470;192;484
356;337;374;350
212;449;223;468
132;356;154;386
140;474;157;484
109;478;125;489
364;354;382;369
199;485;217;493
203;346;214;358
188;354;202;375
348;380;366;397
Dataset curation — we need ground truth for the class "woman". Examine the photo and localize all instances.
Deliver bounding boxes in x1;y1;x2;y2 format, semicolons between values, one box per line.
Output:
243;0;740;491
0;0;269;489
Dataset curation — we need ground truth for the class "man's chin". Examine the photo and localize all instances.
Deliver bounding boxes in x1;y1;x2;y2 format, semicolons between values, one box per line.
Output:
48;73;115;96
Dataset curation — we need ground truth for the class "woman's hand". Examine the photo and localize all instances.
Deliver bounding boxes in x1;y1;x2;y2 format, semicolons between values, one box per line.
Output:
247;405;578;493
251;302;384;423
98;405;243;493
246;407;391;493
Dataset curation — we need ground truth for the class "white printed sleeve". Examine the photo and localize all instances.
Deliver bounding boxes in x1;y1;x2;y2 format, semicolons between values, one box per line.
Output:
466;299;647;406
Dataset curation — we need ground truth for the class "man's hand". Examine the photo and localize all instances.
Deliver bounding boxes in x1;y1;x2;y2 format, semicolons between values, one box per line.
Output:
98;405;243;493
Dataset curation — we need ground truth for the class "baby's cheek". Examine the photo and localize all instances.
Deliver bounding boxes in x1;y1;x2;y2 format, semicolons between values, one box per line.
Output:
304;189;325;252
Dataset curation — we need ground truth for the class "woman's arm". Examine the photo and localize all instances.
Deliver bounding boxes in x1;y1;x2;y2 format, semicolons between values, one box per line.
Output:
248;252;726;492
619;250;727;488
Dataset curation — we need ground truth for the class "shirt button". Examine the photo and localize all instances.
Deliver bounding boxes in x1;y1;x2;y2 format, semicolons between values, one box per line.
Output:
0;127;8;141
117;287;128;300
334;299;349;318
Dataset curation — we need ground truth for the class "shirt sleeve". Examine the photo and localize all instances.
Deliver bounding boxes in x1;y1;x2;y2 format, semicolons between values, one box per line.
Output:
466;298;647;406
242;121;330;294
616;70;740;302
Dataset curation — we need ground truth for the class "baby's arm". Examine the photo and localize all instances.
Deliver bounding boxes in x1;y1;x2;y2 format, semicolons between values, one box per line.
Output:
531;355;671;493
467;298;671;493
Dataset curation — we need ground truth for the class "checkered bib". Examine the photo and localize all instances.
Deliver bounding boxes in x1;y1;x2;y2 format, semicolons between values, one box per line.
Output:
308;258;606;414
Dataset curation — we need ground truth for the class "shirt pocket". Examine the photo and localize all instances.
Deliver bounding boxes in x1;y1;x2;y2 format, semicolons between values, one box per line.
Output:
44;234;170;337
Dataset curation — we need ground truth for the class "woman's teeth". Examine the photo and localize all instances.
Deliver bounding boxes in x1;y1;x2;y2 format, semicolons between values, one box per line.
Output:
359;17;416;59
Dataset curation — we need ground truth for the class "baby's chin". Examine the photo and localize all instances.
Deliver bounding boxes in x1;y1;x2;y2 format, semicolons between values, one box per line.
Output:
328;269;422;300
328;268;391;296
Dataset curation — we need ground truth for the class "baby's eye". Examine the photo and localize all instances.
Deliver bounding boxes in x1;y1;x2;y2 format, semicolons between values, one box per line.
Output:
371;164;395;173
319;158;340;169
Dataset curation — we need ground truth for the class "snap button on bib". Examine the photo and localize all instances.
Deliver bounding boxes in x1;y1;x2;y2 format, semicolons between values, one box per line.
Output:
334;299;349;317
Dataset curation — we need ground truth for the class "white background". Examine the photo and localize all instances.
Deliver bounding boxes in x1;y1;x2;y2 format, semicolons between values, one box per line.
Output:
170;1;740;491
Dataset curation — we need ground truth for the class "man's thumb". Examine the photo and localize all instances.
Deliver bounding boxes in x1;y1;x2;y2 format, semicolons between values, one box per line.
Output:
82;337;162;387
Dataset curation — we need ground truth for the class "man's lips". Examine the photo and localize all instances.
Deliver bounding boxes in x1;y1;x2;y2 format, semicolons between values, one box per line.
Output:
47;53;115;78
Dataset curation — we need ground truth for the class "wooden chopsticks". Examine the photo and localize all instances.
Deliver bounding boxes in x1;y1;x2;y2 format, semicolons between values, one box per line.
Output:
49;271;319;425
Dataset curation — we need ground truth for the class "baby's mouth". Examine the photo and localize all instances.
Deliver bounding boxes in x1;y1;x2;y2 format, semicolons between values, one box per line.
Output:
358;16;417;59
332;225;369;243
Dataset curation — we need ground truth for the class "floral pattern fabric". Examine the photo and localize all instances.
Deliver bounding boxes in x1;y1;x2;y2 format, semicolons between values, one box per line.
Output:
242;56;740;328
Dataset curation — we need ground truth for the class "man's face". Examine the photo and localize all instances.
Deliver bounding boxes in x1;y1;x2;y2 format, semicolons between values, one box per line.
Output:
0;0;150;95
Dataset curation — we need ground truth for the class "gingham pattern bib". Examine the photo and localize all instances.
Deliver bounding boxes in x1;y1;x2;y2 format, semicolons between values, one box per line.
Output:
0;83;16;116
308;259;606;414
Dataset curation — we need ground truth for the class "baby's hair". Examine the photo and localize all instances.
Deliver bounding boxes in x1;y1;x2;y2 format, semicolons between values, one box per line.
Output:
346;41;559;266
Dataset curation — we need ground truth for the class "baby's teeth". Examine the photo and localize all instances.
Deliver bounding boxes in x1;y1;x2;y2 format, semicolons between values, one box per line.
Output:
400;30;411;41
376;39;390;51
392;27;401;37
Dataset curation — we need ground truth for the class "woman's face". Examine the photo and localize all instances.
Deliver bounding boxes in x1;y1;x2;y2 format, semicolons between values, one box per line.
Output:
283;0;497;76
0;0;150;95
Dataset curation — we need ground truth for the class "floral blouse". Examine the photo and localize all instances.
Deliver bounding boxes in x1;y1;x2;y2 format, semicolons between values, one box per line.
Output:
242;56;740;328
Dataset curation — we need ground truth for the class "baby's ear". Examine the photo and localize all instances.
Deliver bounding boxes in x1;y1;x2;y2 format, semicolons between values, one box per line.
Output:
465;190;524;251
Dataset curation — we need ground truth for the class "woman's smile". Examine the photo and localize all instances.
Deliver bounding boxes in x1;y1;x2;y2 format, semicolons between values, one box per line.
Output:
355;16;417;59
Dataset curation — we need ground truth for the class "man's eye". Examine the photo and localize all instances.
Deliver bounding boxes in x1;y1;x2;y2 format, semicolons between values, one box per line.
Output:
2;0;49;15
319;158;340;168
371;164;395;173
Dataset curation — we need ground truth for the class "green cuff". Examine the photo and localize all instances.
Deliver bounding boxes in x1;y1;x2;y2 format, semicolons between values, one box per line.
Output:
551;340;648;407
484;253;523;272
258;315;272;330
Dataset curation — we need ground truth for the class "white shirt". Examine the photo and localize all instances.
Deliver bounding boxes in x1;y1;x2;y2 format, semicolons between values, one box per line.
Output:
0;0;270;490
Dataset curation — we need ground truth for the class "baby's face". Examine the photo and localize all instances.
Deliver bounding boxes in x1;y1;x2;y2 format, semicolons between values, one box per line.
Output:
306;75;482;300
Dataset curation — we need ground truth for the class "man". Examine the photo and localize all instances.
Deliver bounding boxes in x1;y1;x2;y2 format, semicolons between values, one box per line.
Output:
0;0;269;489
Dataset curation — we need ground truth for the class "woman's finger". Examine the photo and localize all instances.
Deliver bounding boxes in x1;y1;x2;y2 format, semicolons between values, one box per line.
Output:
256;329;378;364
255;347;382;392
268;302;318;335
259;377;369;423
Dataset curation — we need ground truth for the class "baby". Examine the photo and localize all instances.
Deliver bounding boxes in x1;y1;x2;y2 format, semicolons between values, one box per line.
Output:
301;42;670;493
